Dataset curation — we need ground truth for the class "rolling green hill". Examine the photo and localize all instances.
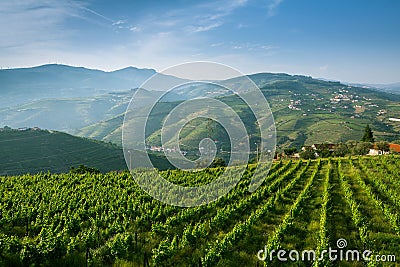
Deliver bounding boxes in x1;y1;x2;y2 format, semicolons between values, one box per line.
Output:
258;77;400;147
0;127;173;175
0;127;126;175
76;74;400;151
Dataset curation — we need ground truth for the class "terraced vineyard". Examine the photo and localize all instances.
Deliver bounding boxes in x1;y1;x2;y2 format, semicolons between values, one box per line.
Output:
0;156;399;266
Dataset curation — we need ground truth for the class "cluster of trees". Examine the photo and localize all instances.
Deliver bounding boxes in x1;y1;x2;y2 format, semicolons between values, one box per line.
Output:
70;164;100;174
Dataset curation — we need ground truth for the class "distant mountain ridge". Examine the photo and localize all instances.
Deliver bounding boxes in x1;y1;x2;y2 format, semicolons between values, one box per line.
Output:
0;64;185;108
361;82;400;94
334;81;400;95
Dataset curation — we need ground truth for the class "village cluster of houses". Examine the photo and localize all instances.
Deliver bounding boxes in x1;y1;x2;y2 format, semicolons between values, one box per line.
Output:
145;145;188;155
291;143;400;158
367;143;400;155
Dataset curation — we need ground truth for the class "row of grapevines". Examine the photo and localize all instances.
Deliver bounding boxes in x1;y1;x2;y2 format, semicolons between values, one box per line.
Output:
337;159;377;267
202;160;310;266
361;155;400;193
0;171;188;266
159;160;288;231
151;161;300;264
356;157;400;209
208;161;302;232
264;159;321;267
313;159;331;267
349;159;400;234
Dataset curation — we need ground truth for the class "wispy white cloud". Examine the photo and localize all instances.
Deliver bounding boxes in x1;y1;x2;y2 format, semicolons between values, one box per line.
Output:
184;0;248;32
135;0;249;35
267;0;284;17
186;22;223;33
77;5;137;31
211;42;224;47
112;20;126;26
129;26;141;32
229;42;279;53
79;5;114;23
0;0;79;49
0;0;130;49
0;1;85;68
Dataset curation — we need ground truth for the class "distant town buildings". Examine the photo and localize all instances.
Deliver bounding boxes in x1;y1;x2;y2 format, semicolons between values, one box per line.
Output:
146;145;187;155
293;142;400;158
369;143;400;155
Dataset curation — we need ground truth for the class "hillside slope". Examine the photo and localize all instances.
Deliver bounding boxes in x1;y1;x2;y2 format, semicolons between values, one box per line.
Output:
0;127;174;175
77;74;400;149
0;127;129;175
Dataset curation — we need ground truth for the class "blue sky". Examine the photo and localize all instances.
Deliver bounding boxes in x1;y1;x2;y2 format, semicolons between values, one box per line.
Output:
0;0;399;83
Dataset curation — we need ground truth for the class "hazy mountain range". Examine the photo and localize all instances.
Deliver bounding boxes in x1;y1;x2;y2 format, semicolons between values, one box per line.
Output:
0;64;185;108
1;64;400;151
352;82;400;94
